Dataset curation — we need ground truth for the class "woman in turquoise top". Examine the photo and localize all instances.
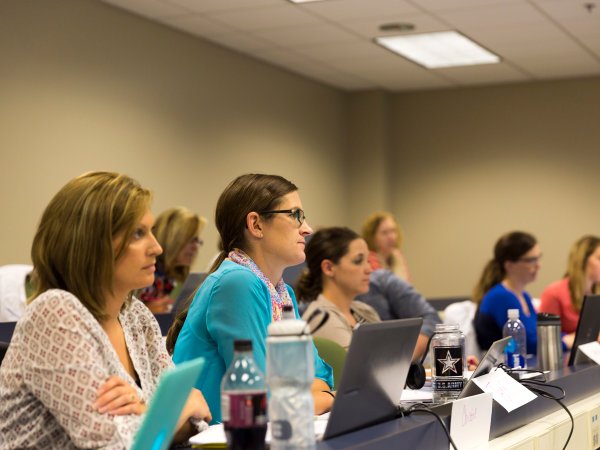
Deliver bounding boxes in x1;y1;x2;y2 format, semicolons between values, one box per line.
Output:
167;173;334;423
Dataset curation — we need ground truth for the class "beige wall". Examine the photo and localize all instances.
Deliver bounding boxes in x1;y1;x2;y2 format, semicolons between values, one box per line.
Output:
0;0;349;272
2;0;600;300
389;78;600;298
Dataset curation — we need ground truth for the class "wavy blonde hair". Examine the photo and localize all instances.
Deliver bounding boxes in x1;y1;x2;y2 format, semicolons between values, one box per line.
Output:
152;207;206;283
31;172;151;321
565;235;600;311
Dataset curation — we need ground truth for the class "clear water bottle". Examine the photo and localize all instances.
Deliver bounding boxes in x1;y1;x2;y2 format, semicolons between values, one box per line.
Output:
503;309;527;369
430;323;465;404
266;304;316;450
221;339;267;450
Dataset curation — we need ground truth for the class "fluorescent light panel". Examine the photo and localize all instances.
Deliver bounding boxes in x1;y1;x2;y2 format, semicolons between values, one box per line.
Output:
376;31;500;69
288;0;326;3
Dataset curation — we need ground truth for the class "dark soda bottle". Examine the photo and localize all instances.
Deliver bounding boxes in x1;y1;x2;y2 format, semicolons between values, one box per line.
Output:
221;339;267;450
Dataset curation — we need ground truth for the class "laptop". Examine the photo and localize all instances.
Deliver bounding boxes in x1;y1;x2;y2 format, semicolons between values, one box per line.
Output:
322;318;423;440
172;272;208;316
458;336;511;399
568;294;600;366
131;357;205;450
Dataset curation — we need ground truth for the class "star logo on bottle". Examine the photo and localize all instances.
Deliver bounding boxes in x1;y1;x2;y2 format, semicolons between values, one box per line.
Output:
437;350;460;375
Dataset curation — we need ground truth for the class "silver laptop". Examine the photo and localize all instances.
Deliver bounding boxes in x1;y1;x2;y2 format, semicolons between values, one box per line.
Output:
458;336;511;399
323;318;422;440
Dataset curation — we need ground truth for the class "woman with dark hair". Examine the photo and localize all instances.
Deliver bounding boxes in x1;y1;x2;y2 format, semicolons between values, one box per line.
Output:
297;227;378;350
139;206;206;313
473;231;541;354
0;172;210;449
540;235;600;345
168;174;333;423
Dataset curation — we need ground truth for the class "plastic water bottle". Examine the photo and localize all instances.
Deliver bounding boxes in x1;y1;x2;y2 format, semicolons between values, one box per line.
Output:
221;339;267;450
503;309;527;369
430;323;466;404
266;304;316;450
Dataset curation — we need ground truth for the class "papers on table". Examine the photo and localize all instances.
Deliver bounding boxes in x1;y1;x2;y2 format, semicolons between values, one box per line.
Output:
472;367;536;413
189;413;331;447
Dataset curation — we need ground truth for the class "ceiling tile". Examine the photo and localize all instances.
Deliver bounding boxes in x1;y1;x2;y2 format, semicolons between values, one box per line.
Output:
166;0;281;14
298;0;419;22
293;40;392;63
251;23;357;47
162;14;235;37
205;4;321;32
435;62;532;85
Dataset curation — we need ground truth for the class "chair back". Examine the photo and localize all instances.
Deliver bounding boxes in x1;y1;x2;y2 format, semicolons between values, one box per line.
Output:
443;300;482;359
313;336;347;390
0;341;9;366
0;322;17;343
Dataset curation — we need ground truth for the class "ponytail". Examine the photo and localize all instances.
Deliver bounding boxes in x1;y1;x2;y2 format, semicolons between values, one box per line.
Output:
295;268;322;302
472;259;504;305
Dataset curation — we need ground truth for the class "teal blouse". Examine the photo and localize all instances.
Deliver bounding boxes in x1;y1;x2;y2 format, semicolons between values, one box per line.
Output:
172;260;333;423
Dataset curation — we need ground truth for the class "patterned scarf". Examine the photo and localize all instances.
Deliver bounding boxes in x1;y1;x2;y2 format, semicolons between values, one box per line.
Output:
228;249;292;322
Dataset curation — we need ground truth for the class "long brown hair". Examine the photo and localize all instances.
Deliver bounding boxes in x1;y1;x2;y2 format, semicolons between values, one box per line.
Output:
166;173;297;353
152;207;206;283
296;227;360;301
31;171;151;321
472;231;537;305
565;235;600;311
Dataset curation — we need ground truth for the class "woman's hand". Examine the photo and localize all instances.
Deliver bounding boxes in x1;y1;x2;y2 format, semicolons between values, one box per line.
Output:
172;389;212;443
311;379;334;415
94;375;146;416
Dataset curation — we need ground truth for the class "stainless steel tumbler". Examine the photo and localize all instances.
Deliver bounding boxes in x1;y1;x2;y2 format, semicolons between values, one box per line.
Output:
536;313;563;372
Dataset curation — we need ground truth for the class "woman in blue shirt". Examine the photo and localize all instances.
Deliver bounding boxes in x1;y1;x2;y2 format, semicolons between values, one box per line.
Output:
473;231;541;355
167;173;334;423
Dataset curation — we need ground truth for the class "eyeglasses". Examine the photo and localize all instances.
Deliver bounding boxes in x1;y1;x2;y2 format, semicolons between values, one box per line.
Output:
260;208;305;226
190;236;204;246
518;255;542;264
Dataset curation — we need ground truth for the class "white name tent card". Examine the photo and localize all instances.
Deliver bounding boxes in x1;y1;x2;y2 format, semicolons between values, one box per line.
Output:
576;341;600;365
449;392;493;450
472;367;536;413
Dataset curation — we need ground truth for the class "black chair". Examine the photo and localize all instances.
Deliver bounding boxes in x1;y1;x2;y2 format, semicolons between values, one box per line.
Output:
0;322;17;343
154;313;174;336
0;341;9;366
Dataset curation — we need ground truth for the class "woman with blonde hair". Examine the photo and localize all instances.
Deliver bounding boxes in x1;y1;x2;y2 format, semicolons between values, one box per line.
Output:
361;211;411;282
473;231;541;354
540;235;600;344
139;206;206;313
0;172;211;449
169;173;334;424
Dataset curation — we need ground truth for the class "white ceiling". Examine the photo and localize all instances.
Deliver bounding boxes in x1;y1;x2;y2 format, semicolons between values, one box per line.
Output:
99;0;600;92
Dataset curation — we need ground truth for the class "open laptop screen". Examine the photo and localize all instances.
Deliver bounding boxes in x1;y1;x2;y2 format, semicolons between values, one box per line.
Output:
323;318;422;440
568;294;600;366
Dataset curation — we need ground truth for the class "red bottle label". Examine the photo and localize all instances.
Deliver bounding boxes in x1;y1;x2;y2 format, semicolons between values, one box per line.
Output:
221;392;267;428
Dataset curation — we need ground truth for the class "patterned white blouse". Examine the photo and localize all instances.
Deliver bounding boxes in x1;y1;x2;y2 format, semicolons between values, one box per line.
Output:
0;289;173;449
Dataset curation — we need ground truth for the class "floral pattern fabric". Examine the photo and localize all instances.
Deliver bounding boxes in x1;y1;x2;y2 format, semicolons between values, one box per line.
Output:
0;289;173;449
228;249;292;322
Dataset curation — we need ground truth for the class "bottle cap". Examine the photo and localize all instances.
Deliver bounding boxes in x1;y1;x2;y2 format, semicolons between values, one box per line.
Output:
507;309;520;320
234;339;253;352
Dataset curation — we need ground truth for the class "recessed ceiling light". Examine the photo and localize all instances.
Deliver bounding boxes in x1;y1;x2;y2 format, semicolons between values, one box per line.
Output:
375;31;500;69
379;23;415;32
287;0;326;3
